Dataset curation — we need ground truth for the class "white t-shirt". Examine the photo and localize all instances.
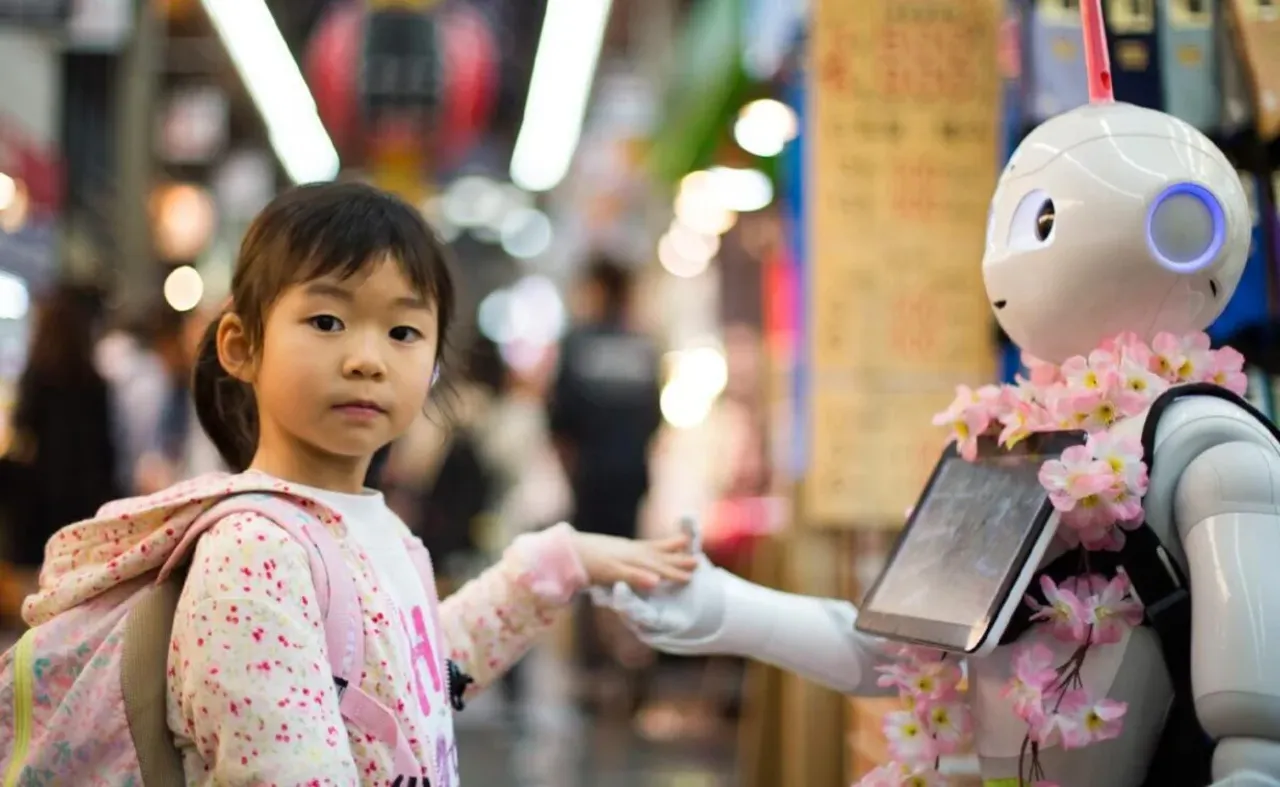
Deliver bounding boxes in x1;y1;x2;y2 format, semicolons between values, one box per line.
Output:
285;479;461;785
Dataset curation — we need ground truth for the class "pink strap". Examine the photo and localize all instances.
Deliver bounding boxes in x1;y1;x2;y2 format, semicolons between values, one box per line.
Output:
339;685;423;778
160;494;365;685
161;493;425;778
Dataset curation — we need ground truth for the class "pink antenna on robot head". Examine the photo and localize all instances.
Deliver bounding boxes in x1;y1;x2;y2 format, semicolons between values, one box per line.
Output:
1080;0;1115;102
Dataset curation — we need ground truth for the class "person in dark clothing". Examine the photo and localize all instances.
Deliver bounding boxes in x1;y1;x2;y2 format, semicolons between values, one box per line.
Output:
1;283;119;578
548;256;663;714
549;258;662;537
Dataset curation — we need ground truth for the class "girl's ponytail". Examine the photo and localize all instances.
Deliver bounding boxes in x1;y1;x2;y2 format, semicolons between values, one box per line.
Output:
191;315;258;472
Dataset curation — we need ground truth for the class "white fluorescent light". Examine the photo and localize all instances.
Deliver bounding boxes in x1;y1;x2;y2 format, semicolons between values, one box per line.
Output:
200;0;340;183
509;0;613;192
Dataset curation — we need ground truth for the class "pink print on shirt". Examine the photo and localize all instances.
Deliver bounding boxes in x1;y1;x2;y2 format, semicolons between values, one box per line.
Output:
400;606;445;716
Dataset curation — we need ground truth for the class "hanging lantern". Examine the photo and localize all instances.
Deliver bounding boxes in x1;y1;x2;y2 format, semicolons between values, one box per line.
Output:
304;0;500;196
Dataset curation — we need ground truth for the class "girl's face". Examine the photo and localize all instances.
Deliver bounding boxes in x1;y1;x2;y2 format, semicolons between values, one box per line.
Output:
247;257;438;477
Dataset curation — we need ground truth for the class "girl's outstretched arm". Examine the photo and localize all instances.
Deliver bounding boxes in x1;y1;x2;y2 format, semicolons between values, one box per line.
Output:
437;523;588;697
168;513;360;785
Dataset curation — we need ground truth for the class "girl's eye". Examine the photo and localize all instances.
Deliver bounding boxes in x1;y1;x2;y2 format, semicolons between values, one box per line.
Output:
390;325;423;343
308;315;344;333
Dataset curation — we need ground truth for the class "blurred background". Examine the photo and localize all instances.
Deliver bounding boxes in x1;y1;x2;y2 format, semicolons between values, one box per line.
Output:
0;0;1278;784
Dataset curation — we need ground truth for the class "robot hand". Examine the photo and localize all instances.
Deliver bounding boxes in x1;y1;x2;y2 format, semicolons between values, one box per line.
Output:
589;542;731;656
591;519;897;696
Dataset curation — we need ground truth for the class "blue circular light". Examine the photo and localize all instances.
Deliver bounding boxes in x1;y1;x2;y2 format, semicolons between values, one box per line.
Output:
1144;182;1225;274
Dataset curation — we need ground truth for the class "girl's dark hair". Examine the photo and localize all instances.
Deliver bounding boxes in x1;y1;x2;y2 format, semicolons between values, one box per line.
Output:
193;182;456;471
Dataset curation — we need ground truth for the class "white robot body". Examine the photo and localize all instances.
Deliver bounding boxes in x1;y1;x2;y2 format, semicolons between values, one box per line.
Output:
594;14;1280;786
604;392;1280;785
968;396;1280;786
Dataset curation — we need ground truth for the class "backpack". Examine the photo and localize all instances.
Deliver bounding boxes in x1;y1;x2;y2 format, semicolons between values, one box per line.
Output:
0;492;429;786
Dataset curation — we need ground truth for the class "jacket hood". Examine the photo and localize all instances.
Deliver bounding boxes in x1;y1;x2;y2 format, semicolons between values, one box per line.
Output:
23;471;327;625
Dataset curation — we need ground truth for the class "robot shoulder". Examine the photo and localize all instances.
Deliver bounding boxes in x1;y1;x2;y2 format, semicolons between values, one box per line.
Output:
1142;387;1280;568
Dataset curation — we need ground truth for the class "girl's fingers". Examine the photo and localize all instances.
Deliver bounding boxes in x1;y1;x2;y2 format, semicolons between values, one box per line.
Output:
623;566;662;590
655;533;691;552
642;555;695;584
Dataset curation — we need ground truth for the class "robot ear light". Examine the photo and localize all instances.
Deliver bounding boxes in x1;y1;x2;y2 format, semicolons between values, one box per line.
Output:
430;363;440;389
1145;182;1226;275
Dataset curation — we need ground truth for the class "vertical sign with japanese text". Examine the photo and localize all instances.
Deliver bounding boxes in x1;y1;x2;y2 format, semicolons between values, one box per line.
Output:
805;0;1001;528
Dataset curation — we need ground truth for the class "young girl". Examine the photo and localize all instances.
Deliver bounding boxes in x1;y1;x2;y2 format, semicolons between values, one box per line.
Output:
19;182;695;785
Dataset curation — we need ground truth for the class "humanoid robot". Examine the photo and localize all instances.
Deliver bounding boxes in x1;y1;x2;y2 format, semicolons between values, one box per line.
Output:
593;4;1280;786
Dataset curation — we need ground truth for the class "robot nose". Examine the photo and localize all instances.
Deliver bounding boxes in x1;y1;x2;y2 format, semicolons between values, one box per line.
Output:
993;300;1008;309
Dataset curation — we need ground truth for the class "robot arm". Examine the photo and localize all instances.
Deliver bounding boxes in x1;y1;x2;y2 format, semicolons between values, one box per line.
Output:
1171;416;1280;787
595;554;898;697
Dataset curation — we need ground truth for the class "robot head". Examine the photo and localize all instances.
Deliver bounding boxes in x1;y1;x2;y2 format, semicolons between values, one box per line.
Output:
983;103;1250;363
982;0;1249;364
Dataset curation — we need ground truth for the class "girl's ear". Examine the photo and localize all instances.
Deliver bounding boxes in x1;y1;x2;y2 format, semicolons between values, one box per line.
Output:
216;313;256;384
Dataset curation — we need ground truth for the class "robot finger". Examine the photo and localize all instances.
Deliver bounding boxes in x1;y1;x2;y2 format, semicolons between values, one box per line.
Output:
679;516;704;555
611;581;662;630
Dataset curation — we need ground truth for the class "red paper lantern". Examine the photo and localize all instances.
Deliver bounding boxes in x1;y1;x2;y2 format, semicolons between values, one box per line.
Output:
304;2;499;168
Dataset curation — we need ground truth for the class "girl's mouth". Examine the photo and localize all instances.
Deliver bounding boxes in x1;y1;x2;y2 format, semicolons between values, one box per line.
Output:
333;400;386;419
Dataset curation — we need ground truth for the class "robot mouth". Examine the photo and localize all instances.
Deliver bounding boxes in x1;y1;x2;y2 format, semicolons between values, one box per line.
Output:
993;300;1008;310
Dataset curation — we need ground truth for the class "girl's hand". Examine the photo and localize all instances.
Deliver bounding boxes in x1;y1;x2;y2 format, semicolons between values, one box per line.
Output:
570;531;698;591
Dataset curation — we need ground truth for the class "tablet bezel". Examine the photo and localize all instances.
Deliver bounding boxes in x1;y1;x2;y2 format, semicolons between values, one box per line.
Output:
853;430;1086;655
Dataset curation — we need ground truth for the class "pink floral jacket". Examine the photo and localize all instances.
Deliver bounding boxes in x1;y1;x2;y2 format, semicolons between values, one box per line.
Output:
22;471;588;785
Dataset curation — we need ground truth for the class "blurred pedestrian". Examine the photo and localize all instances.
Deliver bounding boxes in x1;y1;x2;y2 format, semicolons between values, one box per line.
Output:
0;283;119;620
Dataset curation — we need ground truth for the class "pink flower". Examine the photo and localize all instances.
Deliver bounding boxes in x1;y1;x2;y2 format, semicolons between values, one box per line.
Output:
855;764;906;787
1099;331;1144;357
1086;571;1144;645
1057;690;1128;749
996;385;1052;448
1100;487;1144;526
1027;575;1091;643
1028;705;1078;746
933;385;998;460
1206;346;1248;395
877;659;962;704
1152;332;1213;382
923;699;972;754
1003;643;1056;722
1117;341;1168;402
883;709;936;763
1086;380;1149;430
1023;353;1062;387
1087;431;1148;497
1060;350;1118;391
884;644;947;663
855;763;947;787
1038;445;1115;512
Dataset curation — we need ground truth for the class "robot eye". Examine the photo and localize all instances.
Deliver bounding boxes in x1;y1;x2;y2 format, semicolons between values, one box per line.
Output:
1035;200;1055;242
1145;182;1225;274
1007;189;1056;249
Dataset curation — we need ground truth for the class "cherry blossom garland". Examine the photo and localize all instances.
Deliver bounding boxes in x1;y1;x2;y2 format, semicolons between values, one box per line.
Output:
854;332;1247;787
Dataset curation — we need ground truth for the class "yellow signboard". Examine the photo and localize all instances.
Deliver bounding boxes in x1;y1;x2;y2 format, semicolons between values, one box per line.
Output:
805;0;1000;528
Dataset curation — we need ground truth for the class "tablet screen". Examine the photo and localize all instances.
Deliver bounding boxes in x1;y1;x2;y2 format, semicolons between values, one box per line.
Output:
857;434;1078;651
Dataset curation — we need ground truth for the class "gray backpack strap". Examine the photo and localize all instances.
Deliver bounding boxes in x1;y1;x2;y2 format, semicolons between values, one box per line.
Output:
120;494;284;786
121;570;188;786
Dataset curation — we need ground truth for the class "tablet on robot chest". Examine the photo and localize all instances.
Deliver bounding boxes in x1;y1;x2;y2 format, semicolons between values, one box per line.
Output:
855;431;1086;656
